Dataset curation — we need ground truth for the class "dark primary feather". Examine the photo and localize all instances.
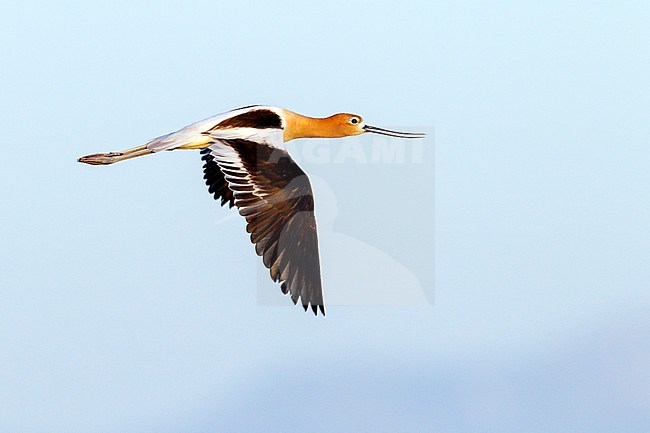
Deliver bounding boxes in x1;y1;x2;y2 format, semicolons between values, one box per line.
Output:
201;148;235;208
203;139;325;315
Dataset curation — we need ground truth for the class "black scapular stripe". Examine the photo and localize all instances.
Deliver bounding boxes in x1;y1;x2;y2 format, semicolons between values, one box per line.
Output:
212;109;283;130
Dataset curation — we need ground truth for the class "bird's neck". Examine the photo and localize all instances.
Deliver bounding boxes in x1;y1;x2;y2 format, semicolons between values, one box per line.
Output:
282;110;343;141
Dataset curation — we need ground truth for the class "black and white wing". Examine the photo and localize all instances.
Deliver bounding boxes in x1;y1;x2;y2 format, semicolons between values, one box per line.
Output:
201;149;235;208
202;138;325;315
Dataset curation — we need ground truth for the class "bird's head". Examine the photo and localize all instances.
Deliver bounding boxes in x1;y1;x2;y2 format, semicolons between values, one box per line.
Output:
282;109;426;141
326;113;366;137
328;113;426;139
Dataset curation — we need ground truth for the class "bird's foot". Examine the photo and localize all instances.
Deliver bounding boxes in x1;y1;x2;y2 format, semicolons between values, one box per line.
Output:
78;152;123;165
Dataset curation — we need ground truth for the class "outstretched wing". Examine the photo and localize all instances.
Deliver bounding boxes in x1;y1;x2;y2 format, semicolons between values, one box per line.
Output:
204;139;325;315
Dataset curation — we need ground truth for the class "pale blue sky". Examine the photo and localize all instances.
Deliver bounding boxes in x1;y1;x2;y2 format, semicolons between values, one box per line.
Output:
1;1;649;432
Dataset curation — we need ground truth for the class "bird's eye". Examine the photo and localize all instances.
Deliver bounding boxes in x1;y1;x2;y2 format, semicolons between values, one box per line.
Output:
350;117;359;124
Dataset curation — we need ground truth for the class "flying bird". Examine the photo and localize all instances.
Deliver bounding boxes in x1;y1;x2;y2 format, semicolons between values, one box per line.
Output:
78;105;425;315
